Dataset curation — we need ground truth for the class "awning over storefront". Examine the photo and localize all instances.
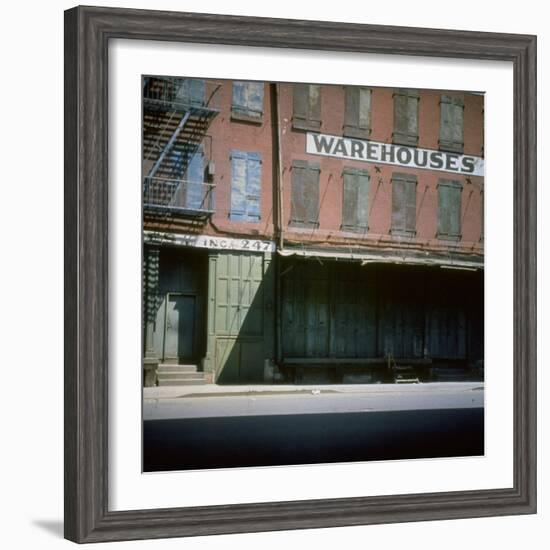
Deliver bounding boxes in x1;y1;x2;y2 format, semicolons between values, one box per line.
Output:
278;247;484;270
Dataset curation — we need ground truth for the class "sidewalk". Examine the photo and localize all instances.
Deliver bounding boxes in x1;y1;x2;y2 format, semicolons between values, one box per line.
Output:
143;381;484;401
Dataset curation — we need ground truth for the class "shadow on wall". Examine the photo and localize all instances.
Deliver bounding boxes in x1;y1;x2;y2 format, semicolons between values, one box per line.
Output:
214;252;274;384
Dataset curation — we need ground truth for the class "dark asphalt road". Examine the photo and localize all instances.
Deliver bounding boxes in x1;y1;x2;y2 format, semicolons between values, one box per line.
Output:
143;407;484;472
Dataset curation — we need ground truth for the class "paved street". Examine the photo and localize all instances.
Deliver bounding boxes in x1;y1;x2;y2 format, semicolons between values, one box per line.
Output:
143;383;484;472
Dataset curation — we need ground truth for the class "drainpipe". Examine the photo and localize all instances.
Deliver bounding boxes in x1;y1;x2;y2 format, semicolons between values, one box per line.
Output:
271;82;284;250
270;83;284;366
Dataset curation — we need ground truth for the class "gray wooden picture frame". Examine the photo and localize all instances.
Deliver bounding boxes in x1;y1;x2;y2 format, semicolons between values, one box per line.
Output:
64;5;537;543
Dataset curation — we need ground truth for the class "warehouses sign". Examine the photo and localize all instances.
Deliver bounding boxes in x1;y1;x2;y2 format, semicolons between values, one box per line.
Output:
306;132;484;177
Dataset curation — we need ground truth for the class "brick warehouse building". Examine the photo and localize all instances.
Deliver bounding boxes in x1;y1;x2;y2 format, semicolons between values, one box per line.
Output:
142;77;484;386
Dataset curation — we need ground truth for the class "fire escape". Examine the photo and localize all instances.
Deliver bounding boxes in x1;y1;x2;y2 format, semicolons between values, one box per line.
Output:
142;77;220;217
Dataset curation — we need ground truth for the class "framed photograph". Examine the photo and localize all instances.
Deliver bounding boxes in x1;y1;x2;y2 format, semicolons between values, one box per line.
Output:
64;5;536;543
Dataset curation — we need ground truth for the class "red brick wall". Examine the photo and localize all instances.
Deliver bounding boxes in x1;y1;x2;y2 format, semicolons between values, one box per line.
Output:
144;79;484;256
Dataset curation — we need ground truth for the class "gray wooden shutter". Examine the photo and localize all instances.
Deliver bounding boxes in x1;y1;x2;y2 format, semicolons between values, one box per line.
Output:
291;160;319;227
393;89;419;146
245;152;261;220
437;179;462;240
308;85;321;128
342;167;369;230
344;87;371;138
293;84;308;129
391;172;417;236
439;95;464;152
293;84;321;130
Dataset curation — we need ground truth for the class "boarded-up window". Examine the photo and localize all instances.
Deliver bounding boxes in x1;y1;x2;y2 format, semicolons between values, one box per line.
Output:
344;87;371;139
437;179;462;241
392;89;419;146
439;95;464;153
230;150;262;222
175;78;205;107
342;167;370;232
231;81;264;121
292;84;321;131
290;160;320;227
391;172;417;236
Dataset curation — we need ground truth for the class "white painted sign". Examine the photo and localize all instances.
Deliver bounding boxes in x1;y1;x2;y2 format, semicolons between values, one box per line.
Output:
144;231;276;253
306;132;484;176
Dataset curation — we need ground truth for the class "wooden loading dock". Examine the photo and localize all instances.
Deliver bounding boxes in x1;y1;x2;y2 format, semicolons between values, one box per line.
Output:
277;257;484;384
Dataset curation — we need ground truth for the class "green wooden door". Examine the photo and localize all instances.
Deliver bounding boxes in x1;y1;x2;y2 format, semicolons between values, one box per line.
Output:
212;252;268;383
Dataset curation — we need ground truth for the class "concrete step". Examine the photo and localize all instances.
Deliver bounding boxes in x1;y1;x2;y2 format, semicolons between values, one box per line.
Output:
157;372;204;381
157;377;206;386
157;364;198;374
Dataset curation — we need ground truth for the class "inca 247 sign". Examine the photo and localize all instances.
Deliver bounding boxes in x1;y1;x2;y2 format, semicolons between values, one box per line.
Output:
306;132;484;176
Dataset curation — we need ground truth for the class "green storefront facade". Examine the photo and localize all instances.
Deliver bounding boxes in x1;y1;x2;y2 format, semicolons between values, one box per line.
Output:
144;237;276;385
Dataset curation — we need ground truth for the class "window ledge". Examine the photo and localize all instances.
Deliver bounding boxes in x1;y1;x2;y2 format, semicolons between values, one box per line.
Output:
343;127;371;140
437;233;462;242
231;110;264;125
292;118;321;132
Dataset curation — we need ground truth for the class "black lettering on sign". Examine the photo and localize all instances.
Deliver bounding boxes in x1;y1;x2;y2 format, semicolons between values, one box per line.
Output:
445;153;459;171
242;240;250;249
333;138;349;156
429;151;444;169
461;156;475;174
350;139;365;159
311;134;334;154
380;144;395;163
396;147;412;164
366;142;379;161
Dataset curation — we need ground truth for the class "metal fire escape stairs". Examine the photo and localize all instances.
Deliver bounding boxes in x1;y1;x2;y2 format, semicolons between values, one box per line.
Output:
143;77;220;217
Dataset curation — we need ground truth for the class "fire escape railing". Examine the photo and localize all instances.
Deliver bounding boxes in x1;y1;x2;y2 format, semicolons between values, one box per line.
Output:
142;77;221;217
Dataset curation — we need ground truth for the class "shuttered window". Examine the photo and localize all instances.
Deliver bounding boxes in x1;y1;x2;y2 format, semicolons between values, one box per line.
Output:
391;172;417;236
175;78;205;107
344;87;371;139
230;151;262;222
185;147;205;210
290;160;320;227
439;95;464;153
392;89;419;146
437;179;462;241
231;81;264;121
292;84;321;131
342;167;370;232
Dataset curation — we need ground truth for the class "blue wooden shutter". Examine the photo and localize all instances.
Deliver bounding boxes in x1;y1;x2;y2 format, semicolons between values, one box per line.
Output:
231;151;262;221
186;147;204;210
245;152;261;220
232;82;264;119
230;150;247;219
176;78;205;106
247;82;264;119
437;180;462;240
